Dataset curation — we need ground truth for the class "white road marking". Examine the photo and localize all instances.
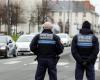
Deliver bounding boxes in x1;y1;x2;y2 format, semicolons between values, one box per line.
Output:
29;61;37;65
24;64;28;65
8;56;33;61
95;62;100;71
95;51;100;71
0;56;33;63
29;62;69;66
4;61;21;64
57;62;69;66
3;60;69;66
64;66;69;68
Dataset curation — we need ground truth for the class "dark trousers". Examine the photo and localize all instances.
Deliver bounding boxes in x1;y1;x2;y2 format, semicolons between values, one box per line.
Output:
75;63;95;80
35;58;57;80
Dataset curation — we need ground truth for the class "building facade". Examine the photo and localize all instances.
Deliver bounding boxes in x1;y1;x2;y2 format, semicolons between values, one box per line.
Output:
0;0;42;34
48;0;99;37
0;0;99;35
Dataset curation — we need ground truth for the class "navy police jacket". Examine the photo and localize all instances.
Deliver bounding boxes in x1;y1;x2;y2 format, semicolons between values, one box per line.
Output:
30;29;64;58
71;28;99;64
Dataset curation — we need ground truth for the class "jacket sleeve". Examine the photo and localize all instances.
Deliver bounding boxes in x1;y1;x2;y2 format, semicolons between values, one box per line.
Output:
71;36;83;64
54;35;64;55
30;34;39;55
87;36;99;64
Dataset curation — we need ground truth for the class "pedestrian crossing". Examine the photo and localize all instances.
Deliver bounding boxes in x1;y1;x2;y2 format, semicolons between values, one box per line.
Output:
1;59;100;71
0;51;100;71
4;61;21;64
2;60;69;67
1;60;100;71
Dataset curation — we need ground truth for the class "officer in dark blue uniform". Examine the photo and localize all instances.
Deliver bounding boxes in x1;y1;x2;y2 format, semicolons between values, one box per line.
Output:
30;22;64;80
71;21;99;80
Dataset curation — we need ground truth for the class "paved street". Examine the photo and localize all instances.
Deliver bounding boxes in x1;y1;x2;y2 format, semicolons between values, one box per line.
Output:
0;47;100;80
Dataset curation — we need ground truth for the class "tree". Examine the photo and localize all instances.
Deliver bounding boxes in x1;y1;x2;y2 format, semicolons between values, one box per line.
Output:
10;2;24;35
65;21;70;34
33;0;51;24
28;12;36;33
0;4;3;32
0;1;24;35
58;20;63;33
30;0;51;32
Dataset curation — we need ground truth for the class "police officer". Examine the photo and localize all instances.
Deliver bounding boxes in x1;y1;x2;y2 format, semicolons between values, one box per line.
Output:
30;22;64;80
71;21;99;80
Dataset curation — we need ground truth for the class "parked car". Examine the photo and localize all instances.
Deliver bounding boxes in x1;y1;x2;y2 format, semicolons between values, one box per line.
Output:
30;32;40;35
68;37;72;46
57;33;71;47
0;35;17;58
16;35;35;55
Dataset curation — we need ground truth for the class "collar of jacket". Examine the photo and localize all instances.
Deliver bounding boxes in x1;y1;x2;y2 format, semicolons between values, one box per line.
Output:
42;29;53;34
79;28;93;35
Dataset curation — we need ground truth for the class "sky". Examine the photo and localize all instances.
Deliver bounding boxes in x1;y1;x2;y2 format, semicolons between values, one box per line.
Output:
91;0;100;14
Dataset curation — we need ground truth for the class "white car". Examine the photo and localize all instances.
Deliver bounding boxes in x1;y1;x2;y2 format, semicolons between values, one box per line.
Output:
16;35;35;55
69;37;72;46
0;35;17;58
57;33;71;47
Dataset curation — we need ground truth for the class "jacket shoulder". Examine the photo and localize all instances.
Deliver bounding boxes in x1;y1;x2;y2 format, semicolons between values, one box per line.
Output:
34;34;40;39
92;35;98;42
53;34;60;40
73;35;78;41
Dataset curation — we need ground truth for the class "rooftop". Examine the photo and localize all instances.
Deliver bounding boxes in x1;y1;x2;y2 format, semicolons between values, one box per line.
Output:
48;1;95;12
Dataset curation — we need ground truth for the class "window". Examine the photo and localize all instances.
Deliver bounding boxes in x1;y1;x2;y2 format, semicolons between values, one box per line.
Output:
59;12;62;16
52;12;54;17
